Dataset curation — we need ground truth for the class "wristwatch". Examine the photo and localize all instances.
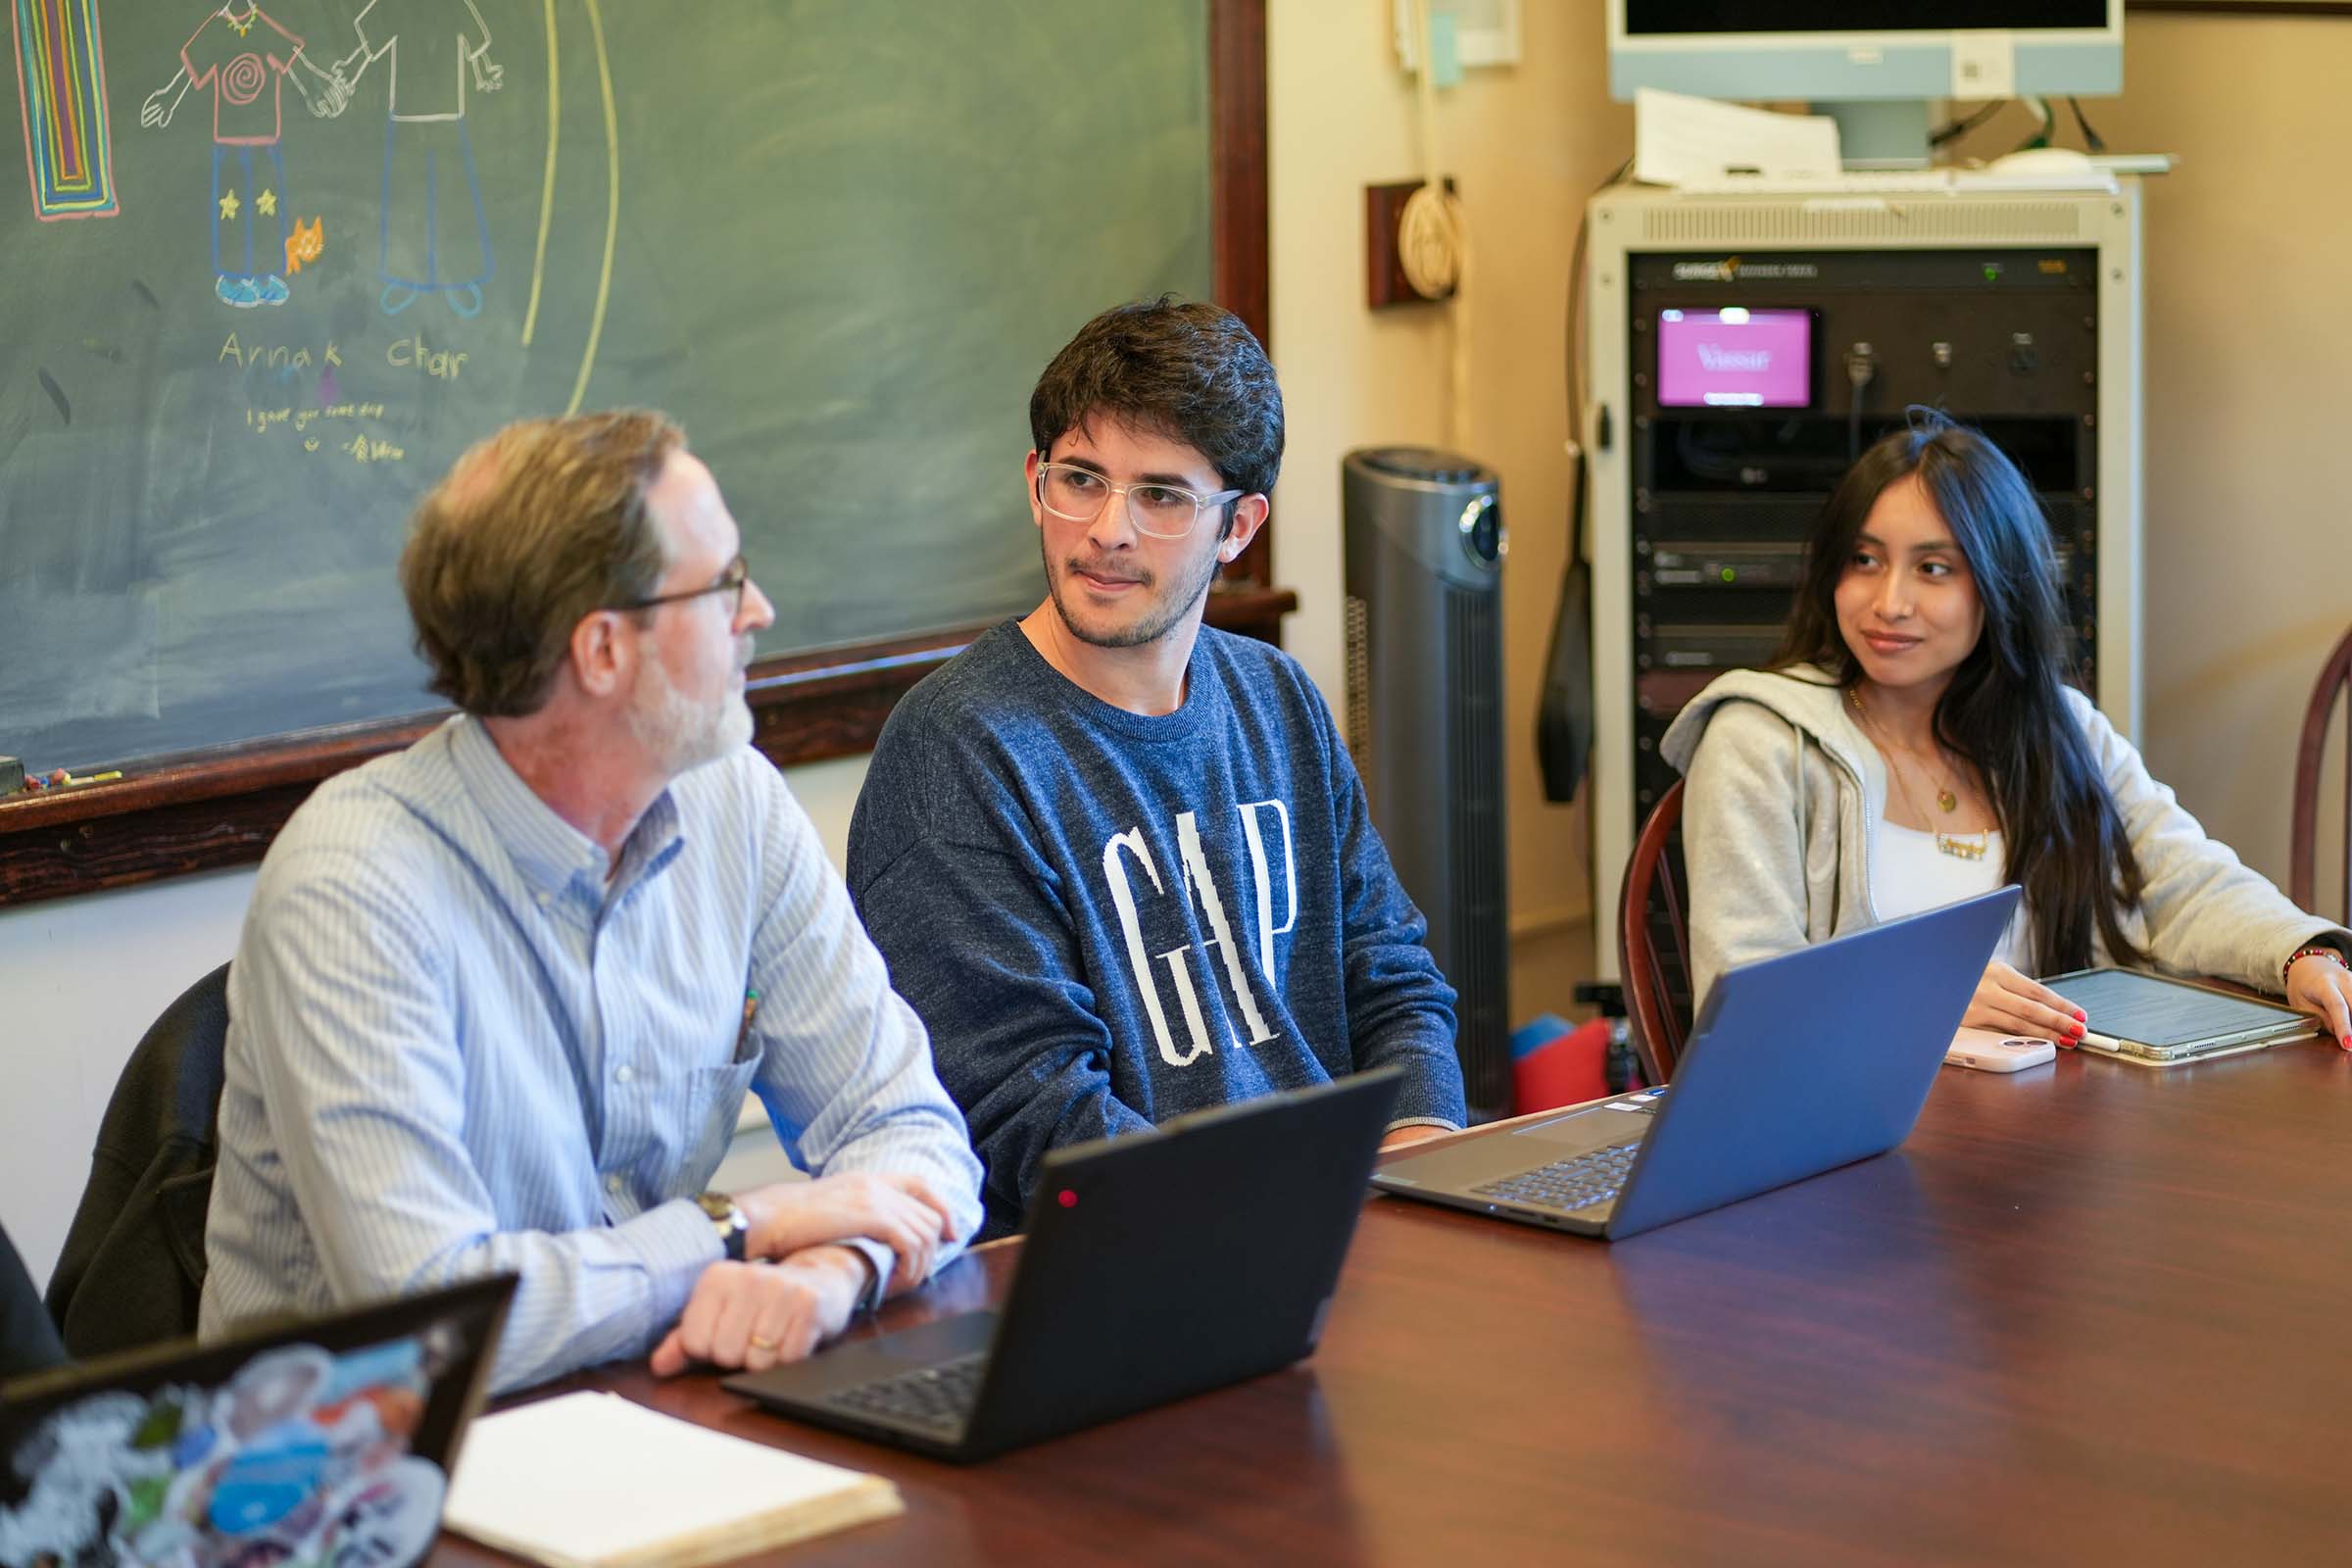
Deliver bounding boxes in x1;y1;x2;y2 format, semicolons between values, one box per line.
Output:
694;1191;749;1262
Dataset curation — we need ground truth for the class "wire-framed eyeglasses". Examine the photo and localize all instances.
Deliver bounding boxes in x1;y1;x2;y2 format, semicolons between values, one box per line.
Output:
612;555;751;616
1035;462;1246;540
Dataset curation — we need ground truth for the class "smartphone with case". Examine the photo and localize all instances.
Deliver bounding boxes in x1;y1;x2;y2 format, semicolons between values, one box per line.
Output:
1944;1027;2057;1073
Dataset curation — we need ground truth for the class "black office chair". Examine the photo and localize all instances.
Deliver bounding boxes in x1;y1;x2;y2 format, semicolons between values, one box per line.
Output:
1;1217;67;1382
45;962;231;1358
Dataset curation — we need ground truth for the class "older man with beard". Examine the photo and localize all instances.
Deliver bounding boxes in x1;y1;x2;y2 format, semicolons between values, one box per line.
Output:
202;411;981;1393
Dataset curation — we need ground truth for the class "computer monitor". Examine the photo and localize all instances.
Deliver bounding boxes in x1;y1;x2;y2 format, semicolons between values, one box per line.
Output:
1606;1;2124;165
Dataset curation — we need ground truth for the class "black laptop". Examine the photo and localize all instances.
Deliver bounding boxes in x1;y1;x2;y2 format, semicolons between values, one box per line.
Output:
0;1274;513;1568
725;1067;1402;1461
1373;888;2022;1239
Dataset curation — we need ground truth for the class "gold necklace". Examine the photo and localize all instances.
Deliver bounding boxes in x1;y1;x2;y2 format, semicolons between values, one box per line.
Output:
1847;686;1989;862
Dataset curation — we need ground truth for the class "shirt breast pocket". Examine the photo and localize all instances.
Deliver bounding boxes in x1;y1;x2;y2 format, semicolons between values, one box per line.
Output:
685;1057;760;1181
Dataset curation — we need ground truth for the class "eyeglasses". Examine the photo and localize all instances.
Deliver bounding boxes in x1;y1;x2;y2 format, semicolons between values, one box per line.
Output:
1035;462;1246;540
612;556;751;617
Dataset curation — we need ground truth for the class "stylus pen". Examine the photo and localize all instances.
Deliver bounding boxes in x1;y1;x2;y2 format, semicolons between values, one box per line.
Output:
2078;1029;2136;1054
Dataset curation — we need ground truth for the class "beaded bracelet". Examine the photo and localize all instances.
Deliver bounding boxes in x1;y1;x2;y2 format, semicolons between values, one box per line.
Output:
2282;943;2351;991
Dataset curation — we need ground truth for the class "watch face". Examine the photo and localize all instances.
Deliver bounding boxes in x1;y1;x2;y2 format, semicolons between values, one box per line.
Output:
695;1193;746;1259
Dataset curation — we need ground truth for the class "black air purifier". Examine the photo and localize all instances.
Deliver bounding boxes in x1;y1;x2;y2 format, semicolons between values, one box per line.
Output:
1342;447;1507;1120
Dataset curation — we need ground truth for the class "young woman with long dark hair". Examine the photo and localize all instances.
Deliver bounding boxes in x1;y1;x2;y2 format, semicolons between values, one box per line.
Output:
1662;413;2352;1047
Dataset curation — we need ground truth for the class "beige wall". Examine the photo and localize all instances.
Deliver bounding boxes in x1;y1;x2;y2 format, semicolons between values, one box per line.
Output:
1951;17;2352;917
1268;0;1633;1020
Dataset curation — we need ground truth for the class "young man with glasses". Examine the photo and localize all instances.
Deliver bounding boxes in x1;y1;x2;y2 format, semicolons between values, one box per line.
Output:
848;298;1465;1236
203;412;982;1392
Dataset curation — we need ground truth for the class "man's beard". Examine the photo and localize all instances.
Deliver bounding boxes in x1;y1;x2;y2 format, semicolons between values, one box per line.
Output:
1042;541;1219;650
626;639;755;774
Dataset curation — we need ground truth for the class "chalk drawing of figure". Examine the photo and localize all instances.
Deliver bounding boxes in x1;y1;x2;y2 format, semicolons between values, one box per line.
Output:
140;3;347;308
324;0;504;318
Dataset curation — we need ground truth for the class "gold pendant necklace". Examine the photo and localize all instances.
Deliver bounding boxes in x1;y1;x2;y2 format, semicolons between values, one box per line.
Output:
1848;686;1988;861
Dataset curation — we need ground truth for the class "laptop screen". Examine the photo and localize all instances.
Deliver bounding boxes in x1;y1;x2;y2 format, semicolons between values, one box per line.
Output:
0;1276;511;1568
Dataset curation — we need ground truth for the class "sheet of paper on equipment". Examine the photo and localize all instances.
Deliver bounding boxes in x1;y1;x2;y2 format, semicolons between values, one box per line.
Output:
1633;87;1842;185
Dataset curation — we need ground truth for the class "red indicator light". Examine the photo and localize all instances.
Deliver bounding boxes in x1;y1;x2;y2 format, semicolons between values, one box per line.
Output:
1057;1189;1078;1208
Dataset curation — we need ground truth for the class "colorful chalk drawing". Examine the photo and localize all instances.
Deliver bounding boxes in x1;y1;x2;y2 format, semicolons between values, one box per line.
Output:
11;0;118;220
139;2;346;308
320;0;504;318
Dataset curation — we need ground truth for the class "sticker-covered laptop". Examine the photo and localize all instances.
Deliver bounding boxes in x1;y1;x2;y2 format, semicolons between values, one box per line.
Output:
0;1273;514;1568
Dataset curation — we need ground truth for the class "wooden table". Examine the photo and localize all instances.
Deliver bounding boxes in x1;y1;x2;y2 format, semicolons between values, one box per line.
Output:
433;1043;2352;1566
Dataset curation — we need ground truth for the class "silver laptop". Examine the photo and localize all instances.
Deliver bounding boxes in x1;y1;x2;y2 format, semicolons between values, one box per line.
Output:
1373;888;2020;1240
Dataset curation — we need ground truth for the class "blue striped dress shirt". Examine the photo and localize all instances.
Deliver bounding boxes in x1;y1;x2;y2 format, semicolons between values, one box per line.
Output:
201;716;983;1393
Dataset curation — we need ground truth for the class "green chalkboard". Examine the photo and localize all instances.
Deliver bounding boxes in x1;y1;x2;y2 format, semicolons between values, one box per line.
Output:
0;0;1213;772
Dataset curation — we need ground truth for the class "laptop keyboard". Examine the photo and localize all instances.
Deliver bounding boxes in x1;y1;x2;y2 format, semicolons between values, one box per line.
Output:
820;1351;988;1434
1474;1141;1642;1212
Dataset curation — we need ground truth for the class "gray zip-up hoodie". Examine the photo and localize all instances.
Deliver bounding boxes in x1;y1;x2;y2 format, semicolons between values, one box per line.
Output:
1659;665;2345;1008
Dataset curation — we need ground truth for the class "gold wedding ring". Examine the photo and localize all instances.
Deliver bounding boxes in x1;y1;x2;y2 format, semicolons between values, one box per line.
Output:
748;1335;779;1351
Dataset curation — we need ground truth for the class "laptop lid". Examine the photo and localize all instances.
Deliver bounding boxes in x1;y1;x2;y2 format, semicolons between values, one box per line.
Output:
0;1274;514;1568
964;1066;1401;1454
727;1067;1401;1459
1604;886;2021;1239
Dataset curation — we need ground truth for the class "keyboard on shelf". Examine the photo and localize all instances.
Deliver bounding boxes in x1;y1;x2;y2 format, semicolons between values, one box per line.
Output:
1673;168;2119;197
1473;1141;1643;1213
822;1352;988;1434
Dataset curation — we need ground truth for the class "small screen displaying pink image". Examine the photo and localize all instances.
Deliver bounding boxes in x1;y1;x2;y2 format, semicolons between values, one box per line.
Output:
1655;309;1813;408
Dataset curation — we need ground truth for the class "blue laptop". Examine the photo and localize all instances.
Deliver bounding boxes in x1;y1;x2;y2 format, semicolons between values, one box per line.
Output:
1372;887;2021;1239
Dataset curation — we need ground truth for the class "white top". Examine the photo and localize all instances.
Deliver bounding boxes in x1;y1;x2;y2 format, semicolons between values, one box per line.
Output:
1872;818;2029;970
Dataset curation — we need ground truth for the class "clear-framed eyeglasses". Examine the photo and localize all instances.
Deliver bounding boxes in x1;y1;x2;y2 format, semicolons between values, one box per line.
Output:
1034;462;1246;540
612;555;752;617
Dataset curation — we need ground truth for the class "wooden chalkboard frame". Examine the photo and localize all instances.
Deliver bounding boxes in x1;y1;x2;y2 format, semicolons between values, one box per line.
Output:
0;0;1278;909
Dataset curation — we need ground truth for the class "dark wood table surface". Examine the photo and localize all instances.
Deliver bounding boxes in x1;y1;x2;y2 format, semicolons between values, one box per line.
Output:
432;1042;2352;1566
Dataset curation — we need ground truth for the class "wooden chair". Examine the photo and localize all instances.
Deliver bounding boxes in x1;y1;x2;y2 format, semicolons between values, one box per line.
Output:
1617;779;1692;1085
2290;623;2352;926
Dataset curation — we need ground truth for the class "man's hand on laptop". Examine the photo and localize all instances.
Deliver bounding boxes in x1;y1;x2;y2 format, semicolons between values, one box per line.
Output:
1963;961;2086;1045
651;1246;870;1375
1379;1124;1452;1152
737;1172;956;1295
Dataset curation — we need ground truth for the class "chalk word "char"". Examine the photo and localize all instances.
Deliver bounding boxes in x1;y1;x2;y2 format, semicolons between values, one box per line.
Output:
387;334;470;380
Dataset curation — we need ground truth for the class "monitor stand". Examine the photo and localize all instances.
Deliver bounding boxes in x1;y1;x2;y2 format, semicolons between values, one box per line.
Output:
1818;100;1934;169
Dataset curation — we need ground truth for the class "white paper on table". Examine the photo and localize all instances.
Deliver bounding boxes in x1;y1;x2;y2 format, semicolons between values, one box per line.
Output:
1633;87;1842;186
442;1391;899;1568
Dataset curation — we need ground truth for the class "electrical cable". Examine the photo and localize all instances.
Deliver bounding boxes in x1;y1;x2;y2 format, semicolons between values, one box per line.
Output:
1404;0;1470;450
1538;154;1628;808
2010;96;2055;154
2067;96;2108;155
1929;98;2008;149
